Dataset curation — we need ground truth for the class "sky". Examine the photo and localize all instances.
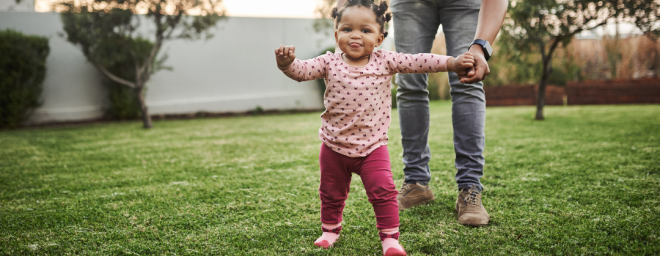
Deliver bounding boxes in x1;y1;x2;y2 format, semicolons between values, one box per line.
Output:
222;0;319;19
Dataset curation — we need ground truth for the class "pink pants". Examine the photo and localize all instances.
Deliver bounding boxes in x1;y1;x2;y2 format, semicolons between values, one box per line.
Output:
319;143;400;229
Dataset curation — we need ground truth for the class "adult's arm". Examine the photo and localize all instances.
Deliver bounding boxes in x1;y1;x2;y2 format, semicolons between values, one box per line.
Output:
461;0;508;84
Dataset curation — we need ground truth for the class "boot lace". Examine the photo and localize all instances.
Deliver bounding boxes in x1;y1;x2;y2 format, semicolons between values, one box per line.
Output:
463;187;481;206
399;183;411;194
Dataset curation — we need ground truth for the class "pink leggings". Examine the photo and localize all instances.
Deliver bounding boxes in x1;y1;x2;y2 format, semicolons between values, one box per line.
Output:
319;143;399;229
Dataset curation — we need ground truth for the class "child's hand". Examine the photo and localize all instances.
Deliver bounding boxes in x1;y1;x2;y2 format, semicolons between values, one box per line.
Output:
448;52;476;81
275;45;296;69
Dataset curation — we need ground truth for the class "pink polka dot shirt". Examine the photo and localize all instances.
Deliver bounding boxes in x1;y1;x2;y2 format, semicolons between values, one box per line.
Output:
280;49;451;158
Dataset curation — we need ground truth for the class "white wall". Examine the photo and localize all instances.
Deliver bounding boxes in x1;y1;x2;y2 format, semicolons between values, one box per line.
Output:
0;12;341;124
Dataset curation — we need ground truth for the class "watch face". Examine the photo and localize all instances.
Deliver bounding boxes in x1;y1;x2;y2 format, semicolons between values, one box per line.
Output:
471;39;493;59
484;41;493;56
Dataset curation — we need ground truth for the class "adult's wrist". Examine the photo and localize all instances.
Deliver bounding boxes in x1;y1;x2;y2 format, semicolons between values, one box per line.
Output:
468;46;485;58
469;39;493;60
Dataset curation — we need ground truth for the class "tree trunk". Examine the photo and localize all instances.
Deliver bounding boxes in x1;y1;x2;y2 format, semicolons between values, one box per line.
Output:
536;58;552;121
535;77;547;120
135;86;152;129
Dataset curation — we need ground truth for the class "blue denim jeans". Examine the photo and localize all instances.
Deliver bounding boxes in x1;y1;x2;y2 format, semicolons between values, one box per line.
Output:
391;0;485;192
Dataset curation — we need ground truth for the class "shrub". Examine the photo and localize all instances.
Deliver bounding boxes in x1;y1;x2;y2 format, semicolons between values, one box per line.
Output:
391;87;397;109
251;105;265;115
427;75;441;101
97;37;156;120
0;29;49;128
391;75;398;109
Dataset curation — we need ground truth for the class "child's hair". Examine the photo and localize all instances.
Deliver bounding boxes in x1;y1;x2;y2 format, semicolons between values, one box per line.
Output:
331;0;392;38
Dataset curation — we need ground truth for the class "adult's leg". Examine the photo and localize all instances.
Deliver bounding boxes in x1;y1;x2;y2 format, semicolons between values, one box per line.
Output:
391;0;441;184
319;144;353;224
438;0;486;192
356;146;399;230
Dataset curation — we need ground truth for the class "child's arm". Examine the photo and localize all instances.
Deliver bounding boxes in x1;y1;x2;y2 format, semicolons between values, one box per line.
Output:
275;45;328;82
386;52;475;76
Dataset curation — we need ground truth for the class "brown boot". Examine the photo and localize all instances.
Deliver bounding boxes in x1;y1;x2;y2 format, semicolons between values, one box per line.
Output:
397;182;435;211
455;186;490;226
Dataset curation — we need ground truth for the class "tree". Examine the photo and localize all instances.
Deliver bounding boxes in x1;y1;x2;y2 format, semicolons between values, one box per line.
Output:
58;0;225;128
625;0;660;41
502;0;620;120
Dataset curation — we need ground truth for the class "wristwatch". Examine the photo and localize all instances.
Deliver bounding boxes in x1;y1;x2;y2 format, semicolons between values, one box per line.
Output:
469;39;493;61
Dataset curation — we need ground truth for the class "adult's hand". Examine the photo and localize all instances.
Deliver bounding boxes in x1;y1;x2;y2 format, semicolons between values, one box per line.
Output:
459;46;490;84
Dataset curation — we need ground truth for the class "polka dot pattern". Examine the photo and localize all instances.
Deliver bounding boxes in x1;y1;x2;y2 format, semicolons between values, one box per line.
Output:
282;50;450;157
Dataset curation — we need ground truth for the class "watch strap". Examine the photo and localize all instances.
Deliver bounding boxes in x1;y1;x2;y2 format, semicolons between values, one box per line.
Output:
469;39;492;61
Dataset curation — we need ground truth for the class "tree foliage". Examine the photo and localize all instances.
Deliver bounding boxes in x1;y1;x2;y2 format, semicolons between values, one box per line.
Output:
624;0;660;41
59;0;225;128
101;37;156;120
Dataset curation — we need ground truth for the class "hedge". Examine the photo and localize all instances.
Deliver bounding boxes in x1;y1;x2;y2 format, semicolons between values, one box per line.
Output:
0;29;49;128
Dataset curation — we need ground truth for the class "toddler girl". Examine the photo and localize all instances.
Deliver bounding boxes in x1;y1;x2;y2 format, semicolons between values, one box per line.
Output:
274;0;475;255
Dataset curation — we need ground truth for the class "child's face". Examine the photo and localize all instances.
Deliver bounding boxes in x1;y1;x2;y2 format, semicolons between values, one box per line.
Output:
335;6;384;61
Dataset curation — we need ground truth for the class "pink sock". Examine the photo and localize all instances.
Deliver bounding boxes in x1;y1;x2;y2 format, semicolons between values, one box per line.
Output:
379;228;406;256
314;223;341;249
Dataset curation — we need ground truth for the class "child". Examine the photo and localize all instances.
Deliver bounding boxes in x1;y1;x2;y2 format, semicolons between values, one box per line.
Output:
274;0;475;255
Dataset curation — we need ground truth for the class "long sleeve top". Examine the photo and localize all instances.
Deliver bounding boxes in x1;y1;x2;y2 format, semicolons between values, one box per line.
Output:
280;49;451;157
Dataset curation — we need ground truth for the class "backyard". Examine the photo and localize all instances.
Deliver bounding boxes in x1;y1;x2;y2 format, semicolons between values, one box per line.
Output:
1;102;658;255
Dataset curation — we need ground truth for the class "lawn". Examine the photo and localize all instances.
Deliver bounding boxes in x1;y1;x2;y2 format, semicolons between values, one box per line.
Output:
1;101;659;255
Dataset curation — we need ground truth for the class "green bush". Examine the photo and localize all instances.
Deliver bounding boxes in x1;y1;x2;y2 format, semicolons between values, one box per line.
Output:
0;29;49;129
391;87;397;109
427;72;450;100
97;37;155;120
427;79;440;101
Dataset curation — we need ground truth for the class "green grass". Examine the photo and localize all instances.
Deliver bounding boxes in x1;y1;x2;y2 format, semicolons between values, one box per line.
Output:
1;101;659;255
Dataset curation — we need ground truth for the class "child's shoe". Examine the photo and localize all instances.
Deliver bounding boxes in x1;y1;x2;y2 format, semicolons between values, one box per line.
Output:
380;231;406;256
314;224;341;249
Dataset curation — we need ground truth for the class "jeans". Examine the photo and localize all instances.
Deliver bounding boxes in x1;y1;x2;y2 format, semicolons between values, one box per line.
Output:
391;0;486;192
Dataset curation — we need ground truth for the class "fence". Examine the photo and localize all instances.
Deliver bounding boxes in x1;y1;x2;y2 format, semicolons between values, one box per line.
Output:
484;85;565;107
566;78;660;105
485;78;660;106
